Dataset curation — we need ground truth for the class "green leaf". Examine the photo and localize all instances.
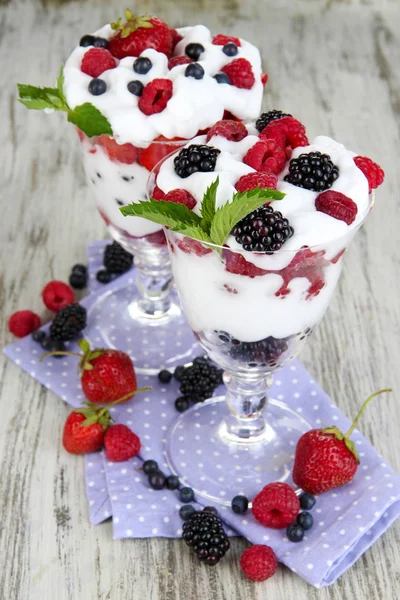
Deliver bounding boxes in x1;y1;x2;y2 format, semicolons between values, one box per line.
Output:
120;199;202;229
209;187;285;247
78;339;90;354
17;83;68;111
67;103;113;138
57;66;67;106
173;224;213;245
199;177;219;233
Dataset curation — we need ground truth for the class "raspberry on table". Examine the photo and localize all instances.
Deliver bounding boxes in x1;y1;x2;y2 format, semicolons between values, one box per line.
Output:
285;151;339;191
81;48;116;78
243;139;287;175
252;482;300;528
315;190;358;225
8;310;41;338
206;119;248;143
232;205;294;252
174;144;220;178
182;510;230;565
50;303;87;341
240;545;278;582
104;241;133;274
354;155;384;192
168;56;191;70
104;424;141;462
256;110;292;133
221;58;255;89
212;34;241;46
42;281;75;312
260;116;309;150
164;189;197;210
138;79;173;116
235;172;278;193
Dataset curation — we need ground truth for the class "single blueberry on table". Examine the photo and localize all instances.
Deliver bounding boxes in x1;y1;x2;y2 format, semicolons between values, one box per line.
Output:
297;512;313;531
166;475;180;490
158;369;172;384
32;330;46;344
148;471;166;490
286;523;305;543
179;505;197;521
175;396;190;412
299;492;316;511
231;495;249;514
143;460;158;475
96;270;111;284
180;487;195;503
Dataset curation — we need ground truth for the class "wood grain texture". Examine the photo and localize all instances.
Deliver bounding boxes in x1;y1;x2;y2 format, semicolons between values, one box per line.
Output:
1;0;399;598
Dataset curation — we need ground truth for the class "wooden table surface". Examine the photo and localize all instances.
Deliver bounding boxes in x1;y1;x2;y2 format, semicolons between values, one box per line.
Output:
1;0;400;598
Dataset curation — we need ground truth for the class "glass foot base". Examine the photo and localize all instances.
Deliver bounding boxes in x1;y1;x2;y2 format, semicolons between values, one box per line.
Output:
85;284;200;374
165;396;311;506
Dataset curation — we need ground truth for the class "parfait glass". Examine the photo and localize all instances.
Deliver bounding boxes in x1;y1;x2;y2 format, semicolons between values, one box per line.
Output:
77;132;199;373
162;198;372;504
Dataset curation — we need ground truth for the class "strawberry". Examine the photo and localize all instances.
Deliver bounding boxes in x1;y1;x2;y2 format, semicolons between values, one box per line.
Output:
293;389;391;494
97;135;139;165
109;12;173;59
139;136;184;171
104;424;141;461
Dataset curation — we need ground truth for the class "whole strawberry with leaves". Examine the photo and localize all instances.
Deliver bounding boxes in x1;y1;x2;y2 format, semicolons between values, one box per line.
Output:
293;389;391;494
109;11;173;59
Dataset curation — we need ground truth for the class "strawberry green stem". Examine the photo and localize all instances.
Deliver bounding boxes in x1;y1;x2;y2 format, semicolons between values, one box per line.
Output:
344;388;392;439
97;386;151;418
40;350;82;361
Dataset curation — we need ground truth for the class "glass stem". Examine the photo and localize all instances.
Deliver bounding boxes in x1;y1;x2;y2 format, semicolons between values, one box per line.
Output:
131;244;174;318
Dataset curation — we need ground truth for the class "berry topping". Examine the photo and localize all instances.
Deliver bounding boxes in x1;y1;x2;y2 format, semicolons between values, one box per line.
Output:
93;37;109;49
49;303;87;341
206;119;248;143
174;144;221;178
315;190;357;225
81;48;116;78
235;172;278;193
69;264;87;290
109;14;173;59
222;42;239;57
182;511;230;565
232;205;294;252
127;80;144;96
80;35;95;47
143;459;158;474
138;78;173;115
97;136;139;164
88;78;107;95
213;73;231;84
152;185;166;200
104;241;133;274
175;396;190;412
354;155;384;192
260;116;309;151
104;424;141;462
168;55;191;70
133;56;152;74
96;270;112;284
8;310;41;338
185;42;204;60
158;369;172;383
243;139;287;175
164;189;197;210
179;505;197;521
231;495;249;514
221;58;255;89
180;487;195;503
149;471;166;490
42;281;74;312
185;63;205;79
212;34;241;47
166;475;180;490
252;482;300;528
240;545;278;582
299;492;316;510
179;356;223;401
256;110;292;133
286;523;305;543
224;249;268;277
284;151;339;191
297;511;313;530
227;335;288;366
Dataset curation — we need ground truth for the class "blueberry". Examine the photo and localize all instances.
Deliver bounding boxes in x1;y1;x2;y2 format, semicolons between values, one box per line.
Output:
185;43;204;61
203;506;218;515
41;337;65;356
96;269;112;284
297;512;313;531
80;34;95;47
222;42;238;57
299;492;316;510
179;505;197;521
166;475;180;490
32;330;46;344
72;263;87;275
89;78;107;95
174;365;185;381
286;523;305;543
133;57;152;74
127;80;144;96
231;495;249;514
143;460;158;475
185;63;205;80
213;73;231;85
180;487;195;503
175;396;190;412
93;37;109;49
158;369;172;384
69;271;87;290
149;471;166;490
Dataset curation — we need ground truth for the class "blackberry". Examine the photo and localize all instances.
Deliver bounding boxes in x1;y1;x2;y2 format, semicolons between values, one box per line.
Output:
104;241;133;274
50;303;86;341
96;270;112;284
255;109;292;133
174;365;185;382
179;357;223;402
71;263;87;275
284;151;339;192
182;511;230;565
229;335;288;366
174;144;220;179
232;206;294;252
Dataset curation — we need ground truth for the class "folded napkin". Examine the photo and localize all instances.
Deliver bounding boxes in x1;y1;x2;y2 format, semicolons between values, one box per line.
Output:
4;241;400;588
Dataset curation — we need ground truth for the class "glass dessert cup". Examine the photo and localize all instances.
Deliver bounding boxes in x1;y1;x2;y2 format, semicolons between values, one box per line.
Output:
77;132;200;373
163;201;372;505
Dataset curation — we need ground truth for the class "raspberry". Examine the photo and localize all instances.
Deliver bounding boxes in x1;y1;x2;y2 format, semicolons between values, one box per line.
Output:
235;172;278;192
240;545;278;582
168;56;191;70
224;250;268;277
164;189;197;210
221;58;255;89
138;79;173;116
354;156;384;192
50;303;87;341
152;186;165;200
139;136;184;172
260;116;309;151
144;230;167;246
256;110;292;133
104;424;141;462
176;237;212;257
170;28;183;50
315;190;358;225
206;120;248;143
252;482;300;528
212;34;241;47
243;140;286;175
8;310;41;338
42;281;74;312
81;48;116;78
261;73;268;86
97;136;139;164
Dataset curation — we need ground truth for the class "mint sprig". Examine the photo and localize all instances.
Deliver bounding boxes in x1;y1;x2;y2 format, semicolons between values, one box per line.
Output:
120;179;285;248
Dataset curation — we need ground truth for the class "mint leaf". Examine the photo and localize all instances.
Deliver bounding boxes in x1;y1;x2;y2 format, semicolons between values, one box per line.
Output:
17;83;67;111
199;177;219;233
120;199;202;229
210;187;285;247
173;224;213;245
57;66;67;105
67;103;113;137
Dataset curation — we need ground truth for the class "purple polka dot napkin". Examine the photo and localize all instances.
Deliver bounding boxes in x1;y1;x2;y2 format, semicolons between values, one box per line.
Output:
4;240;400;588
